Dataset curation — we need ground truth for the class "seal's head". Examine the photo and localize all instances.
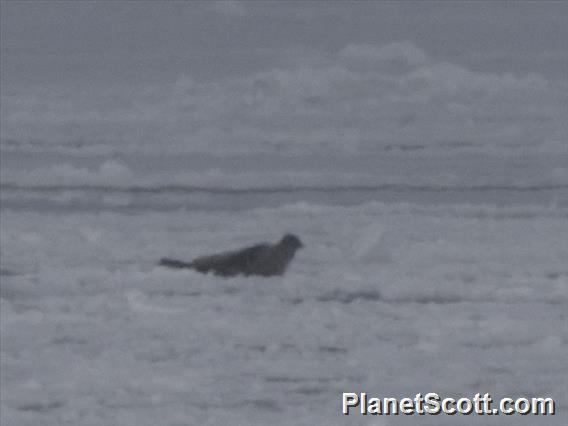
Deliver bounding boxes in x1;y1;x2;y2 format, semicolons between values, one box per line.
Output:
280;233;304;250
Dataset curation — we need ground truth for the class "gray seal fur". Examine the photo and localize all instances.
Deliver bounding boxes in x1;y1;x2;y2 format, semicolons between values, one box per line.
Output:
159;234;303;277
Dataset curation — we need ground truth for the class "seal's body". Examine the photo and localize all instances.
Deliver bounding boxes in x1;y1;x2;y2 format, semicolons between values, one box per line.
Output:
160;234;303;277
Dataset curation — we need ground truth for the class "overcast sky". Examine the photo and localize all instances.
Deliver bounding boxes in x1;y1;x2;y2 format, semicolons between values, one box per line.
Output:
2;1;567;89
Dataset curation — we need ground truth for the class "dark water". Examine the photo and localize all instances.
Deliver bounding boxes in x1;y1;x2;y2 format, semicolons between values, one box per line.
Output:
1;184;567;213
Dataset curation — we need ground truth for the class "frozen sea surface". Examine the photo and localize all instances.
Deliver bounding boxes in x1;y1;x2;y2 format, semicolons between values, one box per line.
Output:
1;200;567;425
2;25;567;425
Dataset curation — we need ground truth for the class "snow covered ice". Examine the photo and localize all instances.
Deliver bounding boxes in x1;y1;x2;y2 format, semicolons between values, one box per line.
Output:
1;200;567;425
2;2;568;425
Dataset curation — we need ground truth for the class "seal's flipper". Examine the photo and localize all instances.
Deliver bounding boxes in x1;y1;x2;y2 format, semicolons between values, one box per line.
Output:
159;258;193;269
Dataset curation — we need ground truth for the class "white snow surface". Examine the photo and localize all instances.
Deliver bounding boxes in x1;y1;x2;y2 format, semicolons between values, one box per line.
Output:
1;201;567;425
